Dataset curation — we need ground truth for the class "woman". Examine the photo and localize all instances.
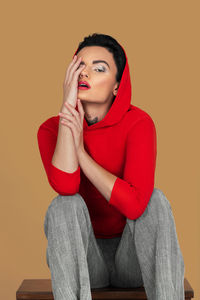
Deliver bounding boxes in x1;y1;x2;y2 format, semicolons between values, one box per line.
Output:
37;33;185;300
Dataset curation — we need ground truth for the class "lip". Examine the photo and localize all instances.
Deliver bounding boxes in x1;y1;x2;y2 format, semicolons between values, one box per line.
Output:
78;86;90;90
78;81;91;89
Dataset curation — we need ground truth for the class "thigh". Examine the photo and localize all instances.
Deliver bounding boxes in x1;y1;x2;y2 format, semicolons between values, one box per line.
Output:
110;220;144;288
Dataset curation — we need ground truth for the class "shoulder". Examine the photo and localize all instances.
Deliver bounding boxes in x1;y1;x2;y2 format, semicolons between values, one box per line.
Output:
37;115;60;136
123;106;157;148
126;104;154;127
126;104;156;134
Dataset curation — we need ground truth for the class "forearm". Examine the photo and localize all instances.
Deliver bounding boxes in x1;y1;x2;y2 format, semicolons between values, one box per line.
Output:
77;148;117;201
51;106;79;173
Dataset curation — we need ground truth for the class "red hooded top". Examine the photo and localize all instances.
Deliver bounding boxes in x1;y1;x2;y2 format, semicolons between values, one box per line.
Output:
37;44;157;239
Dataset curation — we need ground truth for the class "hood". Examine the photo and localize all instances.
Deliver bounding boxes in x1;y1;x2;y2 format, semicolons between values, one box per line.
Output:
73;44;132;131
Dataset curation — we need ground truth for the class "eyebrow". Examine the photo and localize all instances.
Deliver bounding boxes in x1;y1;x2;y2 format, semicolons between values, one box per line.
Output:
80;60;110;69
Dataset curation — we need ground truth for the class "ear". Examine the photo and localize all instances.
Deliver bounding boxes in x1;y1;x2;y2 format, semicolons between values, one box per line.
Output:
113;82;119;96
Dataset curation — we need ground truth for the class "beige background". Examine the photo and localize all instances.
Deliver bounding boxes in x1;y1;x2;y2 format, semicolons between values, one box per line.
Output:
1;0;199;299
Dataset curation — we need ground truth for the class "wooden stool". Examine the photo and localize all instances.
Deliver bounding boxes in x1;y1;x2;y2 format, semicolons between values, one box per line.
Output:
16;278;194;299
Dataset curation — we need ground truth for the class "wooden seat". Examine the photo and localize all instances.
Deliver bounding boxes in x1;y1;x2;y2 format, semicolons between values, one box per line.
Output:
16;278;194;299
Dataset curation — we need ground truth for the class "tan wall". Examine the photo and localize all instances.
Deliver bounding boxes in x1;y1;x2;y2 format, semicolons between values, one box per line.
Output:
1;0;199;299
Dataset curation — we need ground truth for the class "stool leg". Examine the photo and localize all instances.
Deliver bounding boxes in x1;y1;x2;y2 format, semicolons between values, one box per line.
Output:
44;193;109;300
127;188;185;300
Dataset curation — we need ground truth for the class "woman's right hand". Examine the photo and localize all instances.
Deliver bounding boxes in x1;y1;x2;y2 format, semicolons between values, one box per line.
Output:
61;55;85;111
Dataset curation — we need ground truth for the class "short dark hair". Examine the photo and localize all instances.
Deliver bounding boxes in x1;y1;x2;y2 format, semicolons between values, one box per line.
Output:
75;33;126;83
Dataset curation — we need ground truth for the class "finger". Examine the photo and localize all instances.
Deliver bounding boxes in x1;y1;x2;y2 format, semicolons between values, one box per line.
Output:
61;119;79;137
59;112;78;126
78;99;85;123
67;56;84;84
72;67;86;88
60;120;74;135
63;55;78;86
64;102;82;128
63;55;85;86
60;110;82;131
71;63;86;85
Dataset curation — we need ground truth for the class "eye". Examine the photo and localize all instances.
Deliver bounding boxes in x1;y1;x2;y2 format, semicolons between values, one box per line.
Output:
94;67;105;72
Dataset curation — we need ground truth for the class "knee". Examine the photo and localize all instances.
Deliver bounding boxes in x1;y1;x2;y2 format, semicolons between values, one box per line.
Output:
133;188;173;241
147;188;172;220
44;193;88;236
152;188;172;208
46;193;86;218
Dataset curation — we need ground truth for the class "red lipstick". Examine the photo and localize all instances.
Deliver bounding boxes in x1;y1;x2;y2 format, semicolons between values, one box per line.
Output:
78;81;91;89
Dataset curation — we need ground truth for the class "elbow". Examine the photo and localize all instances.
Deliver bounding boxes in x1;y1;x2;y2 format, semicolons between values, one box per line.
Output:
109;177;155;220
48;164;81;195
124;189;152;220
126;202;148;220
48;177;80;196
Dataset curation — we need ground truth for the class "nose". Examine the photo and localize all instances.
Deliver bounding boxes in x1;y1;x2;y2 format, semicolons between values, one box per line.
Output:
79;66;89;79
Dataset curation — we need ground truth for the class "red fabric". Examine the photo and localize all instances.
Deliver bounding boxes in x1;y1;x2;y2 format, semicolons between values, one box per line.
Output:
37;44;157;239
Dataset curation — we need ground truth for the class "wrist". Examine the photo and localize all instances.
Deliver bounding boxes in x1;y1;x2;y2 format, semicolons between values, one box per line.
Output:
77;146;85;159
60;104;73;116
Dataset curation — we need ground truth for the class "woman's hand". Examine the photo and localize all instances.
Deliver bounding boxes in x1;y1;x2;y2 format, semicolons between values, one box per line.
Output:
58;99;85;155
61;55;85;111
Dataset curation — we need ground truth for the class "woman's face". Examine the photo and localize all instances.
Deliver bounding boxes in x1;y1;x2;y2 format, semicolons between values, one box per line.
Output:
76;46;119;104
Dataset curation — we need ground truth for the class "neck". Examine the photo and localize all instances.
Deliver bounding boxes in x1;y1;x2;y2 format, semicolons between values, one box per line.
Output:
82;99;113;125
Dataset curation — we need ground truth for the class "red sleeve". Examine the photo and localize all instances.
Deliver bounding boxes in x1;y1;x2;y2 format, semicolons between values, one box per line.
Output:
109;117;157;219
37;119;81;195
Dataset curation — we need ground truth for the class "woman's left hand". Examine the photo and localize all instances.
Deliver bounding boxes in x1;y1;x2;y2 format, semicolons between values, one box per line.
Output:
58;99;85;155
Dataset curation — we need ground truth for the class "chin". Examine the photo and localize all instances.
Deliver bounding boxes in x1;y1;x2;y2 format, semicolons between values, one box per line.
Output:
78;92;107;103
78;94;92;102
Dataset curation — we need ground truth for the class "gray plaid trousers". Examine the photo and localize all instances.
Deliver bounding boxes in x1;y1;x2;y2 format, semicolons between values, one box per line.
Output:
44;188;185;300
